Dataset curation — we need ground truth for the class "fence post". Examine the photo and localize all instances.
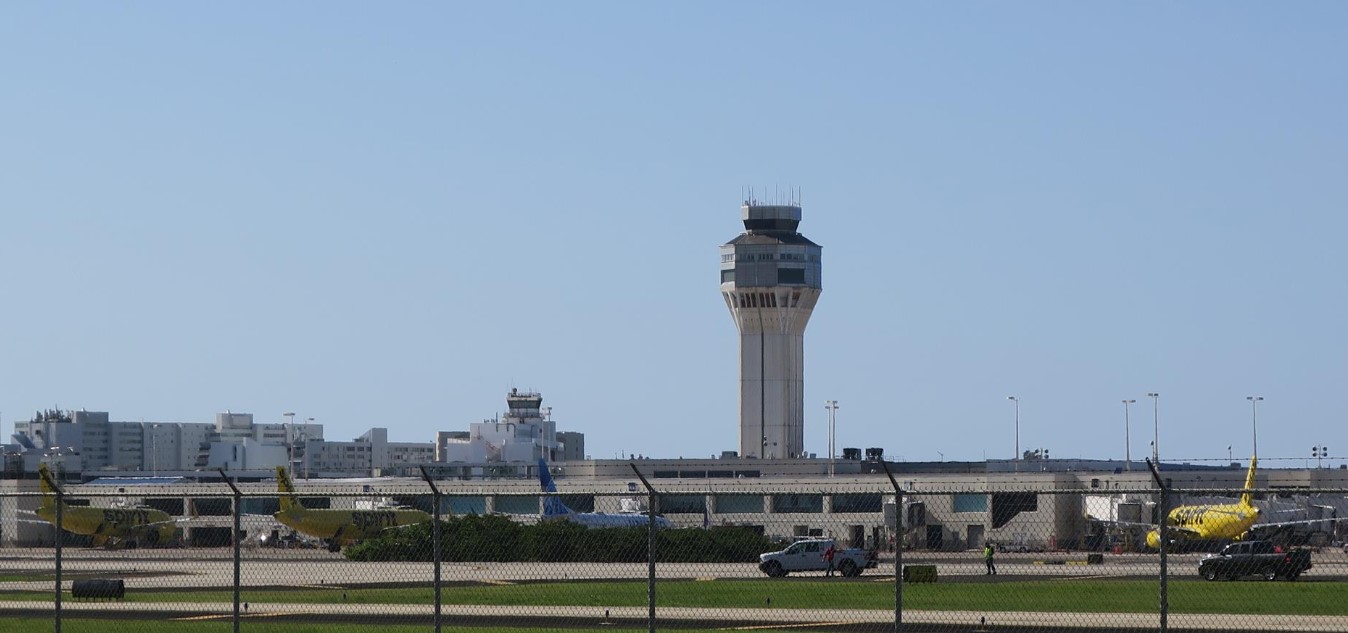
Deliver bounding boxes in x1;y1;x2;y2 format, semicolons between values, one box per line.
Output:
419;466;442;633
1147;459;1169;633
219;468;242;633
880;460;903;633
40;467;64;633
630;462;657;633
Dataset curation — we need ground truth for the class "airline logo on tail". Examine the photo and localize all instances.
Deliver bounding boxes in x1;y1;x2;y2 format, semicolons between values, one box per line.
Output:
276;466;299;513
37;464;58;510
538;458;573;517
1239;456;1258;508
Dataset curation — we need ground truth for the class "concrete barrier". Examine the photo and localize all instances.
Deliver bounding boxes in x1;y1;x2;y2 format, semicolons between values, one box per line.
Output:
902;564;937;583
71;579;125;600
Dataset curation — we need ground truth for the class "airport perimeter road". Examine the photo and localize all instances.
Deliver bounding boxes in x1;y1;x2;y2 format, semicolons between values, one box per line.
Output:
2;548;1344;590
4;601;1348;633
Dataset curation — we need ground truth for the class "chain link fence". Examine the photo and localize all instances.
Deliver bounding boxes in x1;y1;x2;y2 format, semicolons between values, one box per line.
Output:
2;464;1347;632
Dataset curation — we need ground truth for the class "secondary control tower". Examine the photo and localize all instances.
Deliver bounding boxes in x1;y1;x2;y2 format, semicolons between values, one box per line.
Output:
719;199;822;459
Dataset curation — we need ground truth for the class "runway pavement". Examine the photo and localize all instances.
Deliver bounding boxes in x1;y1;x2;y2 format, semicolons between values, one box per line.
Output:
4;600;1348;632
2;548;1347;631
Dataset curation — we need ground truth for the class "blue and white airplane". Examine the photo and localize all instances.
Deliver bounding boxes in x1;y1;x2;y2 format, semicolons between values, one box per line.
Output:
538;458;675;529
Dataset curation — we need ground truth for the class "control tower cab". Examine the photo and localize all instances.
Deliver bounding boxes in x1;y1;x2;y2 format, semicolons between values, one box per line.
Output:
719;201;822;459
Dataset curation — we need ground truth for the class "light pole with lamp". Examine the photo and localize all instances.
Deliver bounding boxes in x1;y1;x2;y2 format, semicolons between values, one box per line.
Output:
1246;396;1263;458
283;412;296;472
1007;396;1020;463
151;424;161;476
304;417;315;479
1146;392;1160;464
825;400;839;477
1313;445;1328;469
1122;399;1135;470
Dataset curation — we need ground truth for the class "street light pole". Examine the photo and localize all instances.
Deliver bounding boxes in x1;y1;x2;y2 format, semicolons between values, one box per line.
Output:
1007;396;1019;462
824;401;839;477
1122;400;1136;471
1146;393;1160;464
1246;396;1263;458
304;417;315;480
283;412;297;476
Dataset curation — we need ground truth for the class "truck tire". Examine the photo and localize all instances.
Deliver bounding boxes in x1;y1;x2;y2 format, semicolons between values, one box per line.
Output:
1287;571;1301;581
1202;567;1219;582
764;561;785;578
1261;566;1278;581
838;560;859;577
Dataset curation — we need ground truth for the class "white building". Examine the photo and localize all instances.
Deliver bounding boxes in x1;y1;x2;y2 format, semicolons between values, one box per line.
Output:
8;396;583;479
439;389;582;471
9;410;328;474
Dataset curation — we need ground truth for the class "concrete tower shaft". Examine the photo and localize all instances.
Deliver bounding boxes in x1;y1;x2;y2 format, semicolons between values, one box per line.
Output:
719;202;822;459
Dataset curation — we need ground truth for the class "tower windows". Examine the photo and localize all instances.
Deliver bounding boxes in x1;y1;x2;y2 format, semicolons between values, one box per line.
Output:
778;268;806;285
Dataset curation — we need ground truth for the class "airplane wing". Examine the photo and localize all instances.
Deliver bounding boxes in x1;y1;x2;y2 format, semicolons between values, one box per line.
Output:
1249;516;1348;530
1170;526;1204;539
1089;518;1154;529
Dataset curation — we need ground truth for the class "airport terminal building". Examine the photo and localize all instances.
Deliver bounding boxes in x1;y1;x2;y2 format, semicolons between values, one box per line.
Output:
5;450;1348;552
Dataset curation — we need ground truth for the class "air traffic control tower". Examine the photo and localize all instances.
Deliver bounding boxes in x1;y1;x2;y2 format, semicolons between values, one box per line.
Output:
719;200;822;459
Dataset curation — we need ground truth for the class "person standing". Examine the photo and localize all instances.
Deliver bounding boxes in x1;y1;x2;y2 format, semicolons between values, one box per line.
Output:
983;542;997;576
824;544;837;577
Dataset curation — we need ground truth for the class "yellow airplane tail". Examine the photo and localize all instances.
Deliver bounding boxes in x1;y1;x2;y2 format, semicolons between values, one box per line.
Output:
37;464;59;511
277;466;299;513
1239;456;1258;508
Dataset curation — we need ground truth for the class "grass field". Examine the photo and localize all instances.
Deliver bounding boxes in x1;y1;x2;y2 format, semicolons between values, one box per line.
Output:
0;620;693;633
3;578;1347;615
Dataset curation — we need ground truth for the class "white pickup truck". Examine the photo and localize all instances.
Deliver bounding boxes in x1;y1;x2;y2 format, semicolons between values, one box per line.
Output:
758;538;876;577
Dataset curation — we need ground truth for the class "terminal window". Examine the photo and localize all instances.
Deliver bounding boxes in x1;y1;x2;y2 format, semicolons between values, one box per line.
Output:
831;493;883;513
772;494;823;513
952;493;988;513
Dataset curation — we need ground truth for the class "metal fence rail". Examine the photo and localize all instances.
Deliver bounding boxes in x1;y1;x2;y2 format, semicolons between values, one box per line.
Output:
2;463;1346;632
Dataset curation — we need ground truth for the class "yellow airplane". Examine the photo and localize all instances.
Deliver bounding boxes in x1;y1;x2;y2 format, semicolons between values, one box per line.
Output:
35;464;178;548
1144;457;1262;548
273;466;432;552
1142;456;1343;549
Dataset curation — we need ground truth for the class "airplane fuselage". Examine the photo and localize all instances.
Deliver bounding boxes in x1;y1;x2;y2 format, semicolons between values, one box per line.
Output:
550;512;675;529
36;504;176;545
273;507;430;545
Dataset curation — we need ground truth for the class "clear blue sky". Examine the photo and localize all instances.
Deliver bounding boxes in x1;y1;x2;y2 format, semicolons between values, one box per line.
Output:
3;3;1346;466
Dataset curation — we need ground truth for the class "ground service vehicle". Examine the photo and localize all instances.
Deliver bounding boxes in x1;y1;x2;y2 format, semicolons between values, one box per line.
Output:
758;538;876;577
1198;540;1312;581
